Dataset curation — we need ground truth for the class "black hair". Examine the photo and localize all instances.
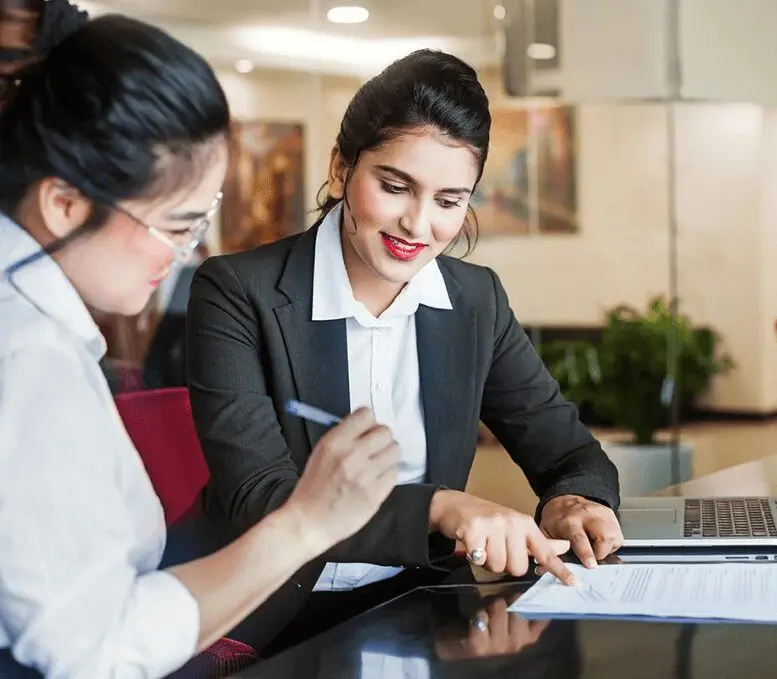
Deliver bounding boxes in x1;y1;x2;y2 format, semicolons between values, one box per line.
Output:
315;49;491;256
0;0;88;96
0;13;230;234
33;0;88;54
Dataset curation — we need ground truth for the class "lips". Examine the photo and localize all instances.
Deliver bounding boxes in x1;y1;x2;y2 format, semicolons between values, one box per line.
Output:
149;266;171;287
381;233;426;262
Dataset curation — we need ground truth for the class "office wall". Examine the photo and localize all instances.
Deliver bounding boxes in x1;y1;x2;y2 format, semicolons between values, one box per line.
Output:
530;0;777;105
215;66;777;413
674;104;767;411
758;111;777;410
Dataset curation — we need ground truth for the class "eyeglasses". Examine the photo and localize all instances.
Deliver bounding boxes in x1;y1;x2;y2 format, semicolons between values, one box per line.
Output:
113;192;222;264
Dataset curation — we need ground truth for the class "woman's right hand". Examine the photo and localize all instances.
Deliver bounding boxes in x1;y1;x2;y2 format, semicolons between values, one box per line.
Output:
429;490;577;585
286;407;400;550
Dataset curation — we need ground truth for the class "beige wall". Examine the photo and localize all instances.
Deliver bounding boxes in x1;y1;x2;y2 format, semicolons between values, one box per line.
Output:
759;111;777;411
674;104;766;411
214;66;777;413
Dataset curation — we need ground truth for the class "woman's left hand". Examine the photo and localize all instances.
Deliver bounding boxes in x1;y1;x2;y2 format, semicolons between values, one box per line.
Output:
540;495;623;568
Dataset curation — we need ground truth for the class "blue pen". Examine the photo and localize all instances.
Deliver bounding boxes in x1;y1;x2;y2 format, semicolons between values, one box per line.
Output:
285;399;342;427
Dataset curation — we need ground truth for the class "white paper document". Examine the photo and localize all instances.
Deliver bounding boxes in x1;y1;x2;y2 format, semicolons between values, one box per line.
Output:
509;563;777;623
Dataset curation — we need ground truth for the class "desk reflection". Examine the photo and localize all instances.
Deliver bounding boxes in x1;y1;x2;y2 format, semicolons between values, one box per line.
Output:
237;583;581;679
423;585;581;679
359;652;430;679
433;592;550;660
234;577;777;678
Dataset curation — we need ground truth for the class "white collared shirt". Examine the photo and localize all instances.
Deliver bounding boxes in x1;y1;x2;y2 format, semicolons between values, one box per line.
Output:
0;215;199;678
311;202;452;592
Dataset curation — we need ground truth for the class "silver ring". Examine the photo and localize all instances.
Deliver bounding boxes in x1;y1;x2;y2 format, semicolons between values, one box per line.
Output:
471;614;489;632
467;548;486;563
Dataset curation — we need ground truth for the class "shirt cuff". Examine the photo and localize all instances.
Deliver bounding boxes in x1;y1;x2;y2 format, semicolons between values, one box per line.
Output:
131;570;200;678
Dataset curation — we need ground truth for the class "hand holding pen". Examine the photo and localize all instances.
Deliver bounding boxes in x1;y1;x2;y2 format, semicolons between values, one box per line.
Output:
284;400;400;548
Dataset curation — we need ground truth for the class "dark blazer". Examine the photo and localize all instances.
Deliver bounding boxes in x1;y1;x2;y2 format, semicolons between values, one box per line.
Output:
186;225;619;571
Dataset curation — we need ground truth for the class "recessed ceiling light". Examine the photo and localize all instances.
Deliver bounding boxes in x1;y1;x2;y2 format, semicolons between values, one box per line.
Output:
493;4;506;20
327;5;370;24
235;59;255;74
527;43;556;60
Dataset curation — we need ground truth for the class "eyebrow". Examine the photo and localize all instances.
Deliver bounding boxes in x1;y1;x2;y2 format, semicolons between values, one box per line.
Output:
374;164;472;195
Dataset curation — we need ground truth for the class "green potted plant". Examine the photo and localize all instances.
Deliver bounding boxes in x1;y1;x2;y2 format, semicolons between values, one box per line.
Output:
538;296;733;494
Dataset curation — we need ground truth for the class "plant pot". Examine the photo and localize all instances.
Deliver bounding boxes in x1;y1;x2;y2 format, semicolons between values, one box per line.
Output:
601;440;694;496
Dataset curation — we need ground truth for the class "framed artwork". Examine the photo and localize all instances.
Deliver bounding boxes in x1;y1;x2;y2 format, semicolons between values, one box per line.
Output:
471;105;578;236
219;120;305;254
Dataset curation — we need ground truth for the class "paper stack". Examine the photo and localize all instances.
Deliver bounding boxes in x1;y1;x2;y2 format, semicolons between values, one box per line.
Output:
509;562;777;624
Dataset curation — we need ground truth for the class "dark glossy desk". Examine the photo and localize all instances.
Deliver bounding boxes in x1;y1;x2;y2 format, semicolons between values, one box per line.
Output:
234;455;777;678
231;577;777;679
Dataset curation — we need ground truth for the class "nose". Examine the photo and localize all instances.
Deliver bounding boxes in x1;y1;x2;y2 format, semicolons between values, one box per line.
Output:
399;202;433;241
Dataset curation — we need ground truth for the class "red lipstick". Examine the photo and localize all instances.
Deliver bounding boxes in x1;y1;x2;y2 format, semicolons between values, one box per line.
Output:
381;233;426;262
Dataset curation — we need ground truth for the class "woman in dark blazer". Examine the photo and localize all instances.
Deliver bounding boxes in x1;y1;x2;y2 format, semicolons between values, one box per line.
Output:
186;49;623;653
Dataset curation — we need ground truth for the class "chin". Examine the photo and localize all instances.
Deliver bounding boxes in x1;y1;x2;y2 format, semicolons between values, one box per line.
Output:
123;294;153;316
99;292;152;317
378;254;431;283
369;261;415;285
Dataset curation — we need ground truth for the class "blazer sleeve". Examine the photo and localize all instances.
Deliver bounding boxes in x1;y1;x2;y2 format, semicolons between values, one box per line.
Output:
478;268;620;514
186;257;440;568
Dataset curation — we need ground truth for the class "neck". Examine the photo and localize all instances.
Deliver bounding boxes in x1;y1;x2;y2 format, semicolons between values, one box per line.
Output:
340;227;403;317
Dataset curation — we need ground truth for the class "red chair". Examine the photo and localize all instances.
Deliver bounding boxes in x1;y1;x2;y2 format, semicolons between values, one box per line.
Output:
113;387;259;678
111;359;146;393
165;639;258;679
114;387;210;526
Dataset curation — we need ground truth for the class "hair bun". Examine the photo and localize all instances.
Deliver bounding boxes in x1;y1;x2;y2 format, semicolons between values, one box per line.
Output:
32;0;88;55
0;0;87;108
0;0;86;67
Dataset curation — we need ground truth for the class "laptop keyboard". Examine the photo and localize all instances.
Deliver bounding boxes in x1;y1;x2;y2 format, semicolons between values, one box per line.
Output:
683;498;777;538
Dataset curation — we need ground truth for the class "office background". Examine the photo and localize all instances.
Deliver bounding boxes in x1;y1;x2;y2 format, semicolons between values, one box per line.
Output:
83;0;777;510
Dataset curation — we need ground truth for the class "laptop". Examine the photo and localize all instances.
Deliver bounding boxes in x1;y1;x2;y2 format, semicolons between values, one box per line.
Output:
616;496;777;563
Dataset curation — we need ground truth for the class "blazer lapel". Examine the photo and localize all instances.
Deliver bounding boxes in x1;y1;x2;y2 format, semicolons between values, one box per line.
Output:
416;268;478;488
273;234;477;479
274;227;350;448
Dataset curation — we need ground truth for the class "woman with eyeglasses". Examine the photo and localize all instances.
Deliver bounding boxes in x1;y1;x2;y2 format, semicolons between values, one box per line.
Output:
0;6;399;679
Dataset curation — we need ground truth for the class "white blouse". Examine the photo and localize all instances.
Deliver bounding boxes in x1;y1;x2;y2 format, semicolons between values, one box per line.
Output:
310;202;452;591
0;215;199;678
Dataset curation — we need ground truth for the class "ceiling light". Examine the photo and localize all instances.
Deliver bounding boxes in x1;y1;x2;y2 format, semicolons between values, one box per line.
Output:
235;59;255;74
231;26;455;74
493;4;506;20
527;43;556;60
327;5;370;24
